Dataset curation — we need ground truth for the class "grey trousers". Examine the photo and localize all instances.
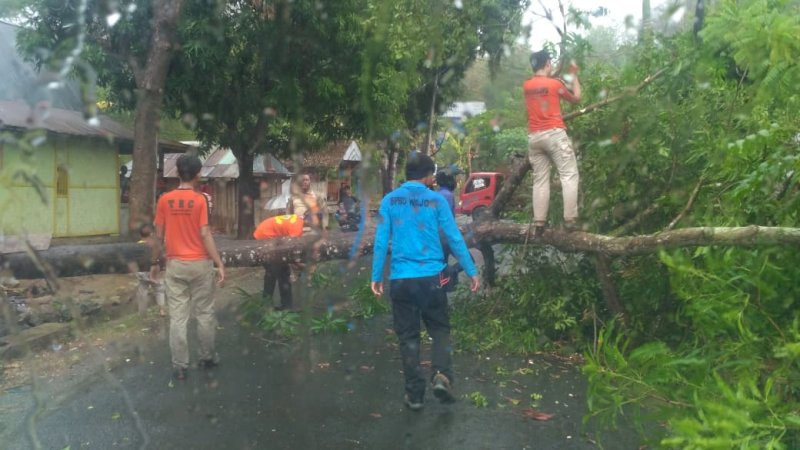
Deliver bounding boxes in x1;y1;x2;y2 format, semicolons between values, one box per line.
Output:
164;259;217;369
528;128;580;223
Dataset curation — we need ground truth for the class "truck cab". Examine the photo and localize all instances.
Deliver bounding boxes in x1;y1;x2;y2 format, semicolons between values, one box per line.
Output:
455;172;504;220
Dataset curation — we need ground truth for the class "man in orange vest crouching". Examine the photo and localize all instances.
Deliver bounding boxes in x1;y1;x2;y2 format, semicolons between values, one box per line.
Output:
253;213;304;310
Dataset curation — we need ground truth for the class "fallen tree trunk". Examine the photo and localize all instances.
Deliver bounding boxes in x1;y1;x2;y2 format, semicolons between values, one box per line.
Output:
1;243;151;280
3;225;800;279
0;233;374;279
473;223;800;256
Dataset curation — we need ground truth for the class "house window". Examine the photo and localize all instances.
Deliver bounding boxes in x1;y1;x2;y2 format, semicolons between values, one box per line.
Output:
56;165;69;196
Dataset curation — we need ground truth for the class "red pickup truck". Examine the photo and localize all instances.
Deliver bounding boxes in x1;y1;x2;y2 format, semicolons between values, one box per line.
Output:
455;172;504;220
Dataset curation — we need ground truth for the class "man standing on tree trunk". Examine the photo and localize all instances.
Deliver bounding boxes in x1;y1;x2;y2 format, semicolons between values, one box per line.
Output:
524;49;582;236
153;154;225;381
371;151;480;411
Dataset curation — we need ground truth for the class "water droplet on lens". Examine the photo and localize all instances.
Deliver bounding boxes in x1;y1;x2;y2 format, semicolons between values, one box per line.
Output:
106;12;122;27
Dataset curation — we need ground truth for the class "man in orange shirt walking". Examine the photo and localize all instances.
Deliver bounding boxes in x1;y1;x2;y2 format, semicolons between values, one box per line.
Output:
253;213;304;310
523;49;582;235
153;154;225;381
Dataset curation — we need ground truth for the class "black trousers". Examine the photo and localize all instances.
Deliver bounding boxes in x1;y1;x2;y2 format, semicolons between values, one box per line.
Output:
390;275;452;400
263;262;292;309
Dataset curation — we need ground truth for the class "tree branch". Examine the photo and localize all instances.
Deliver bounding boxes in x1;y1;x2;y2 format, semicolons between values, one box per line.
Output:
610;202;661;237
593;254;626;321
562;65;670;121
666;176;704;231
471;224;800;256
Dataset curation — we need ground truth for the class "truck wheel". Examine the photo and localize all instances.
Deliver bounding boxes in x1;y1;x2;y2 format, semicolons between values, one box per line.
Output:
472;206;488;221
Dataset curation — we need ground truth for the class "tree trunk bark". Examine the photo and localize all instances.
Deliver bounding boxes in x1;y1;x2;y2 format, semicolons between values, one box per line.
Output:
640;0;653;44
424;71;439;155
236;150;256;239
127;0;186;236
380;142;399;196
5;225;800;279
472;223;800;256
593;254;626;320
693;0;706;39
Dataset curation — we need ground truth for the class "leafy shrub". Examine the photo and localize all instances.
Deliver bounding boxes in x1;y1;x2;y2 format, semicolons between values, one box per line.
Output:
584;248;800;448
311;312;349;334
349;283;390;319
452;246;601;354
259;310;300;337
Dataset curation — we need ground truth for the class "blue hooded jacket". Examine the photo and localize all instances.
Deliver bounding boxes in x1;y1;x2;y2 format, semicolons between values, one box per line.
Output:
371;181;477;282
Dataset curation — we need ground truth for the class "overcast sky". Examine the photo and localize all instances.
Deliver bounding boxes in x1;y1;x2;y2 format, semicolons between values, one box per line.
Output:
523;0;678;49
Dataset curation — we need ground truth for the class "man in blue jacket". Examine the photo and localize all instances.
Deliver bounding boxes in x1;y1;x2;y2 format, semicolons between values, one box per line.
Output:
371;151;480;411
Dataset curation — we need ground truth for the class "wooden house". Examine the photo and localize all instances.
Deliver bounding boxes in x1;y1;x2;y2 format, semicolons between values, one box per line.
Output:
0;22;186;251
162;147;292;234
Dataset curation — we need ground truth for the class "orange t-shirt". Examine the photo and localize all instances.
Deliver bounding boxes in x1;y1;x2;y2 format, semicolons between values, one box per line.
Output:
253;214;304;240
523;76;578;132
154;189;210;261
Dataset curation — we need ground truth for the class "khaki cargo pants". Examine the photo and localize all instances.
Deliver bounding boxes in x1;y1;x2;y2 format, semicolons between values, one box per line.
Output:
165;259;217;369
527;128;580;223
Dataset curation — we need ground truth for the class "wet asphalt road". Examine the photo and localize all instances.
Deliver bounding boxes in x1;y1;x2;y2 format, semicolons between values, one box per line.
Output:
2;269;642;450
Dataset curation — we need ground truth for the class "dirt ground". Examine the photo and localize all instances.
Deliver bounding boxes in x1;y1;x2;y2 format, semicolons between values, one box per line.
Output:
0;267;263;391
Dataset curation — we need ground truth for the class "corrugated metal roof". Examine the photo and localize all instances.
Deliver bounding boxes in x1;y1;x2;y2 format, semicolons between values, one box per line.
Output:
0;100;188;151
163;153;182;178
0;100;133;139
254;152;290;174
284;140;362;170
163;147;291;179
342;141;362;162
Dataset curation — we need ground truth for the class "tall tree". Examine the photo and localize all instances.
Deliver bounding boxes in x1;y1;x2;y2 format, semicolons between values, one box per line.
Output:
130;0;186;235
168;0;369;238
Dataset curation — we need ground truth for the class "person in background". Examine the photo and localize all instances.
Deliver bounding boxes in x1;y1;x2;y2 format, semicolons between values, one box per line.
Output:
253;213;304;310
371;151;480;411
336;185;360;232
291;174;328;231
435;166;459;217
523;49;582;236
197;183;213;225
152;154;225;381
119;165;130;203
135;224;166;317
435;166;466;291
